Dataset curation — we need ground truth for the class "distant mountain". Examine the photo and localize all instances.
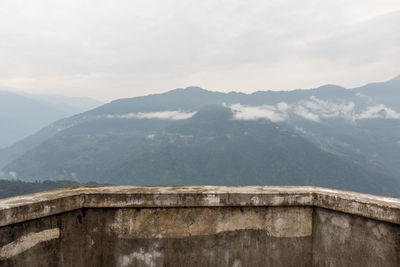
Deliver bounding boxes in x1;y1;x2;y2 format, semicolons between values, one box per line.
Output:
1;76;400;196
352;76;400;108
20;93;103;116
0;91;66;149
0;90;102;149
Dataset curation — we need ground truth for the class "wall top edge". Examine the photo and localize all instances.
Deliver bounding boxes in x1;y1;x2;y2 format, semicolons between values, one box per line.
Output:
1;186;399;209
0;186;399;226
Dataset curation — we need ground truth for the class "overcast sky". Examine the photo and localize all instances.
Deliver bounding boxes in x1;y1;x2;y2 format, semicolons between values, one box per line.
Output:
0;0;399;101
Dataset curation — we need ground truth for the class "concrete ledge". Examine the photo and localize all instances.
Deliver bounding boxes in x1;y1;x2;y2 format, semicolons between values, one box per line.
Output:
0;186;399;227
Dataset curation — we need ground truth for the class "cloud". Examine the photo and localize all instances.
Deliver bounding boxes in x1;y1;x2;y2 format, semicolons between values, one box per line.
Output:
103;110;197;120
292;106;320;122
146;134;156;140
229;101;321;122
292;96;400;121
355;104;400;120
294;127;307;134
229;96;400;123
229;103;288;122
0;1;399;100
302;96;355;118
277;102;291;111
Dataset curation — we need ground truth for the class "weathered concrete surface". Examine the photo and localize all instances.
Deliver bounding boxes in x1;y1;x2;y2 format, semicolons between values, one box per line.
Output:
106;207;312;239
86;207;313;266
313;207;400;267
0;186;399;266
0;209;86;266
0;228;59;259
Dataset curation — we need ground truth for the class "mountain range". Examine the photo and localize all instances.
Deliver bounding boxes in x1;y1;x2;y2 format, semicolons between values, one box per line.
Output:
1;76;399;196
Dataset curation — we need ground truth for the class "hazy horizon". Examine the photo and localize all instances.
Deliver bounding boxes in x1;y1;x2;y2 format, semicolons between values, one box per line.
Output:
2;74;399;103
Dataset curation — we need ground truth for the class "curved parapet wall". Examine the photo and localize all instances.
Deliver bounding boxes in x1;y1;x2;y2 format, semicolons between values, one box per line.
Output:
0;186;399;266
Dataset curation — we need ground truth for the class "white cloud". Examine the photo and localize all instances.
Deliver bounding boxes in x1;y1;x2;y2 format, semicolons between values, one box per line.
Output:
230;103;287;122
103;110;197;120
277;102;291;111
302;96;355;118
294;96;400;121
293;106;320;122
229;96;400;123
146;134;156;140
355;104;400;120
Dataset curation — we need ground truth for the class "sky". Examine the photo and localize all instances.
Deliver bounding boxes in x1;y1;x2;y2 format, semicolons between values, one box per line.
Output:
0;0;399;102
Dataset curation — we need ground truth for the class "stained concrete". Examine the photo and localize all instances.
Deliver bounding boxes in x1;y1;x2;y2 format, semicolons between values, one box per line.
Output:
86;207;313;267
312;207;400;267
0;209;86;266
0;186;399;266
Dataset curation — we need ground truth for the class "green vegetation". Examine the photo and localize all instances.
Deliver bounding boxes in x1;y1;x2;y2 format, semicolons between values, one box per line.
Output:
4;106;400;196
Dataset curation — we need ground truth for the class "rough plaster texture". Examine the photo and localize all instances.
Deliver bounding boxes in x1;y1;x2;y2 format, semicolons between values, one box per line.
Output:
86;207;313;267
0;186;399;266
312;207;400;267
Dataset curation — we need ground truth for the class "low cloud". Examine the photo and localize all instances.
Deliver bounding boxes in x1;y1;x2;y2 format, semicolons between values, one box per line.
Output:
355;104;400;120
303;96;355;119
230;104;288;122
103;110;197;120
294;127;307;134
293;106;320;122
229;96;400;123
146;134;156;140
277;102;291;111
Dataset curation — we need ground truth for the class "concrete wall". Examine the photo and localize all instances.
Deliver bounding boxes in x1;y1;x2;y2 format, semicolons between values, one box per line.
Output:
0;186;399;266
313;207;400;267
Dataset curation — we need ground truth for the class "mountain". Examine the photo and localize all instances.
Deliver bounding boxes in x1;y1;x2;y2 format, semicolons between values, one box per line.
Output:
1;76;400;196
3;105;400;196
352;75;400;108
0;91;102;149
